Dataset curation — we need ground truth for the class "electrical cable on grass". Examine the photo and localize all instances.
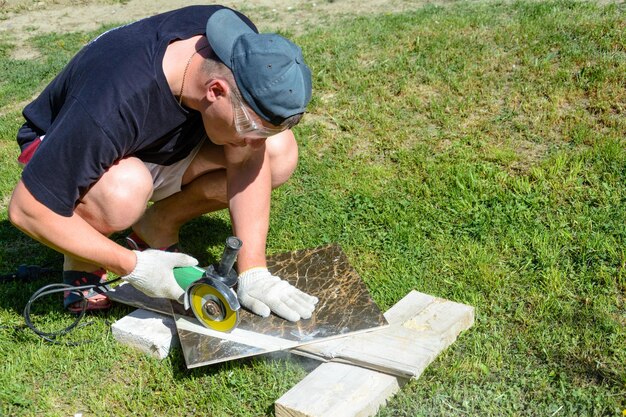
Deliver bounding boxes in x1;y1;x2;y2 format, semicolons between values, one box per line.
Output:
1;264;119;345
22;278;120;346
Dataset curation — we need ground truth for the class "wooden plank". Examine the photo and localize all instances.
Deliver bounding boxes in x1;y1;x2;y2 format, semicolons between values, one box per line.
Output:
292;291;474;377
299;325;446;378
275;362;404;417
275;291;474;417
383;290;437;324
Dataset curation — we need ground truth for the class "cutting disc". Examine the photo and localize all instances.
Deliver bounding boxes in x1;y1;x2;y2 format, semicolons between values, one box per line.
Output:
188;282;239;332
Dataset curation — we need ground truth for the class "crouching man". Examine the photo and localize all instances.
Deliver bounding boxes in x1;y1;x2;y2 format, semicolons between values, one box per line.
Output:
9;6;318;322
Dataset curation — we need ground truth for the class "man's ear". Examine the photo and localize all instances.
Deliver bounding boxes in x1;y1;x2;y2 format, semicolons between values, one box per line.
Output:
205;79;229;103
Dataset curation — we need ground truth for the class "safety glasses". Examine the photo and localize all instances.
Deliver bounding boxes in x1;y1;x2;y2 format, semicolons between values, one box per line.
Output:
230;88;286;138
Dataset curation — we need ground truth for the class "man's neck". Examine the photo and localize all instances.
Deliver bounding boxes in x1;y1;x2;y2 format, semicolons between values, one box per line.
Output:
163;35;209;107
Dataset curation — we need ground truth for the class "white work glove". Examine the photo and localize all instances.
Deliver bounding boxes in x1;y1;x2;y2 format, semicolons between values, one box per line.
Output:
237;268;319;322
122;249;198;303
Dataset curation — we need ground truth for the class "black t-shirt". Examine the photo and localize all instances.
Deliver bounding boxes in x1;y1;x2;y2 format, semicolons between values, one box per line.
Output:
19;5;256;216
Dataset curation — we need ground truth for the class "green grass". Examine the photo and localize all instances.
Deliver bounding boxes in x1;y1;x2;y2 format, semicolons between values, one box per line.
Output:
1;1;625;415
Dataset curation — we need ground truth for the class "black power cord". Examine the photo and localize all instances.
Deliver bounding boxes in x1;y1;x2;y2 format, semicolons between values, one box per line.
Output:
21;278;121;345
0;264;58;334
0;264;120;345
24;278;121;346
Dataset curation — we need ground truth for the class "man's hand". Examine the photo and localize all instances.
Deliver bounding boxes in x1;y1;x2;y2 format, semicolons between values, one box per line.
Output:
122;249;198;303
237;268;319;321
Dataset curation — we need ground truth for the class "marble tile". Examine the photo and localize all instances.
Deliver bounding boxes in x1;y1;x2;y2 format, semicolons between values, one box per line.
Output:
108;244;388;368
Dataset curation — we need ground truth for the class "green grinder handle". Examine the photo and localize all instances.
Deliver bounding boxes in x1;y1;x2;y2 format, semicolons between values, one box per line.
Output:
173;266;206;290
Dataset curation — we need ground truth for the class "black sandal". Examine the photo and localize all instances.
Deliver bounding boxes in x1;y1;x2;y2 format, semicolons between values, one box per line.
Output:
125;231;180;252
63;269;112;312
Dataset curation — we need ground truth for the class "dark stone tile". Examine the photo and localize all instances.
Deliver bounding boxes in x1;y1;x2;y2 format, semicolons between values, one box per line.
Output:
109;244;388;368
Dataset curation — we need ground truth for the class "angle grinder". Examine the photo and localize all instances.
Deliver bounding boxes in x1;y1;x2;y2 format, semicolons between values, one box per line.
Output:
173;236;242;332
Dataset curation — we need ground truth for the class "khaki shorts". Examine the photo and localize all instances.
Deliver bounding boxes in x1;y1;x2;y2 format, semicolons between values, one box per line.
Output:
144;139;204;202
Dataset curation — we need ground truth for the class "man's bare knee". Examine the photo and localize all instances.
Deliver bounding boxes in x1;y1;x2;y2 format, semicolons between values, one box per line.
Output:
76;157;153;234
267;130;298;189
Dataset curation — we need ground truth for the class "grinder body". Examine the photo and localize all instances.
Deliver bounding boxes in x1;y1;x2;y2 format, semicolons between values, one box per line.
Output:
173;237;242;332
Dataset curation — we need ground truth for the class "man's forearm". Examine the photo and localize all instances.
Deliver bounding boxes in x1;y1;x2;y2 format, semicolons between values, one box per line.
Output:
8;180;136;275
225;144;272;272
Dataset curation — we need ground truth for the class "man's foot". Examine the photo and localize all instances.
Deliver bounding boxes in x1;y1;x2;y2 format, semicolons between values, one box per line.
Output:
63;269;112;313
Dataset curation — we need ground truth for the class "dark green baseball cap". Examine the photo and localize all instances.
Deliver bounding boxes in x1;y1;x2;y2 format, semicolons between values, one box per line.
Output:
206;8;312;125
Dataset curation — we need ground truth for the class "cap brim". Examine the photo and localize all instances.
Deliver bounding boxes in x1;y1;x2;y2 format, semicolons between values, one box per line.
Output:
206;8;255;68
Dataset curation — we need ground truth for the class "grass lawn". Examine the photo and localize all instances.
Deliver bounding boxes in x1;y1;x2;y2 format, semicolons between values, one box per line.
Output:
1;0;625;415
